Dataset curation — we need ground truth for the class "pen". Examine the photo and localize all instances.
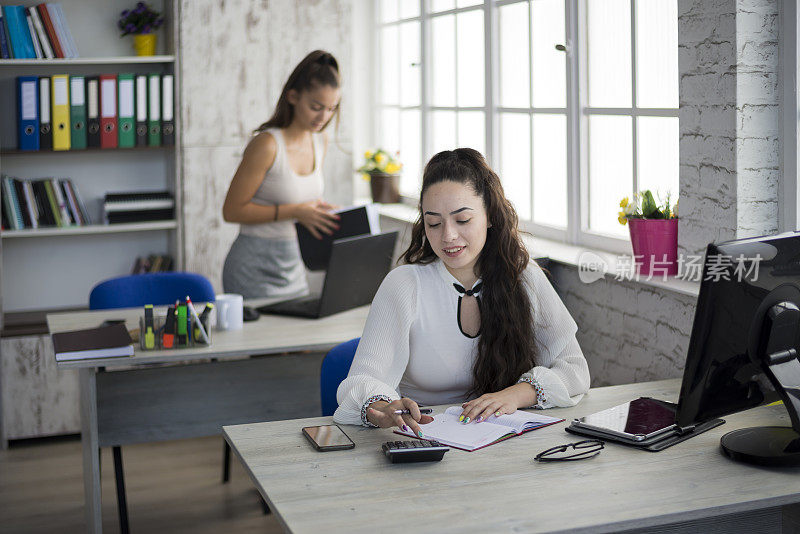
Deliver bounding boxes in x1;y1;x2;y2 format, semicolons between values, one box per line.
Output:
393;408;433;415
186;296;210;345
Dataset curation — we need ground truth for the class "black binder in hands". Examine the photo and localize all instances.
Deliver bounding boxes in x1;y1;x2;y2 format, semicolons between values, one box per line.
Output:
295;204;381;271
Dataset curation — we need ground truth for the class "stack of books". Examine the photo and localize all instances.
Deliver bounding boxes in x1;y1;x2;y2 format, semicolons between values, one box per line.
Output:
1;174;91;230
0;3;78;59
104;190;174;224
14;73;175;151
131;254;174;274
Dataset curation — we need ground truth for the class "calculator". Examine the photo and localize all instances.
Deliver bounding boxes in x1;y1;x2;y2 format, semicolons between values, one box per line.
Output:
381;440;450;463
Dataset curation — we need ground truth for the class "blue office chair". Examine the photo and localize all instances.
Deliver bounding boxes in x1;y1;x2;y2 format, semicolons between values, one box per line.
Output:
89;271;215;310
89;271;216;533
320;337;360;416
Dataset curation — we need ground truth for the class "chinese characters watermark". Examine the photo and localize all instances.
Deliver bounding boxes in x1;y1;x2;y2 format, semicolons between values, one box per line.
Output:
577;252;762;284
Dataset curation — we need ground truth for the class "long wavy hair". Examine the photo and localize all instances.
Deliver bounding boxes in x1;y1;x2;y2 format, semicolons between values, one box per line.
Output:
254;50;341;133
402;149;537;398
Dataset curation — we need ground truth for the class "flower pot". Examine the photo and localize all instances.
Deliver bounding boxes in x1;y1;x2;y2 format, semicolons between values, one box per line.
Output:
628;218;678;276
369;173;401;203
133;34;157;56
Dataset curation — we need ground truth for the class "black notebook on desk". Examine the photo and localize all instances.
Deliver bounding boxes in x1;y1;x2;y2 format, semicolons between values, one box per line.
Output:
295;204;380;271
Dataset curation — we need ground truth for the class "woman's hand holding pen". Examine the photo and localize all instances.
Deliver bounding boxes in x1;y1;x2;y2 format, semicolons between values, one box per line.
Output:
294;199;340;239
366;398;433;437
459;383;536;424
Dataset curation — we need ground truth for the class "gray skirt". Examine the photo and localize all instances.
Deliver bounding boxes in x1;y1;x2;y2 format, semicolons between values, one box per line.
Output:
222;234;308;299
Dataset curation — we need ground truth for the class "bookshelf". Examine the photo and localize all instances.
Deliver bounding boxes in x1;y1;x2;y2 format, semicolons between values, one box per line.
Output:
0;0;182;316
0;0;182;447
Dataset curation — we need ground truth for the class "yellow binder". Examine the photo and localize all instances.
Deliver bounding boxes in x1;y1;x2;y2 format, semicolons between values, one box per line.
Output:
51;74;70;151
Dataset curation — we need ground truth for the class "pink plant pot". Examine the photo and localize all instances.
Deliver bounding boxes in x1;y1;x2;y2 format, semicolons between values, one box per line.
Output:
628;218;678;276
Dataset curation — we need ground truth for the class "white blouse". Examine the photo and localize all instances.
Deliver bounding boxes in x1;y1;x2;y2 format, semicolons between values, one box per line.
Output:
333;259;590;426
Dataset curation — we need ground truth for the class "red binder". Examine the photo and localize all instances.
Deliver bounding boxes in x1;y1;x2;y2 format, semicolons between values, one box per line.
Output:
99;74;117;149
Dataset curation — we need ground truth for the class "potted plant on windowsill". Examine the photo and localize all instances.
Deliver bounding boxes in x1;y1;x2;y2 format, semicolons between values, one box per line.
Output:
618;190;678;276
358;149;402;204
118;2;164;56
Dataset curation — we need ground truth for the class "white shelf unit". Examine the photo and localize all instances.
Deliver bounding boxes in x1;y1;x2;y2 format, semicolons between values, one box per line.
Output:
0;0;182;315
0;55;176;65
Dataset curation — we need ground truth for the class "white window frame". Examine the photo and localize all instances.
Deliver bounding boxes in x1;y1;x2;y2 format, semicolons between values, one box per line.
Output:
374;0;680;254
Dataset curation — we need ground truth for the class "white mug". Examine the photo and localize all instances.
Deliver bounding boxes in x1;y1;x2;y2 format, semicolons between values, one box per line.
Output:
215;294;243;331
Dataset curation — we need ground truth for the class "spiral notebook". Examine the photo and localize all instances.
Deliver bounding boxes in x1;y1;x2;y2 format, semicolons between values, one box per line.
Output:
395;406;563;451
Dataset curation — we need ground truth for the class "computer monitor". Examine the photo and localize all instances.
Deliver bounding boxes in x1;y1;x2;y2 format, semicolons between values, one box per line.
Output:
675;231;800;466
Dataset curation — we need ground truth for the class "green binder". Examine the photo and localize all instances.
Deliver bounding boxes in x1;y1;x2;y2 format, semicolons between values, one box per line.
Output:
69;75;87;150
147;73;161;146
117;73;135;148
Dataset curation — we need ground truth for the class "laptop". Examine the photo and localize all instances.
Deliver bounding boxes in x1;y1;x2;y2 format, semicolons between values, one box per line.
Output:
257;231;398;319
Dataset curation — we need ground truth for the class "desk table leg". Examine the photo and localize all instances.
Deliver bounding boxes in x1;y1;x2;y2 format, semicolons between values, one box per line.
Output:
80;368;102;534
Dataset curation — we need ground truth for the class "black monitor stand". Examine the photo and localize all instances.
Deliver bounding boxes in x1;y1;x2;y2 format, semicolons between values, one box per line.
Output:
721;301;800;466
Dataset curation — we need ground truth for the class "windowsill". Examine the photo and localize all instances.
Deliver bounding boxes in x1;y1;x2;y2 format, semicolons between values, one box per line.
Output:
368;200;700;298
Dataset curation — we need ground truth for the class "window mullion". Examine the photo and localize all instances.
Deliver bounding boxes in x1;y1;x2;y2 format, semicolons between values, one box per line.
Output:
421;0;429;166
568;0;584;246
528;0;535;222
485;0;496;166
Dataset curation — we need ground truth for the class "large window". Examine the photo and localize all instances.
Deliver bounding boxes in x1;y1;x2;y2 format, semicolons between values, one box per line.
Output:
376;0;678;249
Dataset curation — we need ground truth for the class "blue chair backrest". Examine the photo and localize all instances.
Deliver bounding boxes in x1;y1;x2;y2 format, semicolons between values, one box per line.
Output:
320;337;360;416
89;272;216;310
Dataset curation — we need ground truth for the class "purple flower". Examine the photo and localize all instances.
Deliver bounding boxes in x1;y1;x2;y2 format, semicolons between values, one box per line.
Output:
137;2;145;7
143;24;151;33
121;9;129;17
156;17;164;27
126;23;135;32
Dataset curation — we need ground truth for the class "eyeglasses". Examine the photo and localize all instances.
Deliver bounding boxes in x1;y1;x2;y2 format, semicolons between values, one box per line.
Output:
534;439;605;462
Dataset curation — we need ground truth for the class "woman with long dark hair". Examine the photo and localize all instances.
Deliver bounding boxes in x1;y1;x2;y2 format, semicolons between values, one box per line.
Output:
334;149;589;436
222;50;342;298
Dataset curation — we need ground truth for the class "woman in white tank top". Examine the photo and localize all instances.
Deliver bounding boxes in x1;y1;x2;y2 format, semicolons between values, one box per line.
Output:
222;51;342;298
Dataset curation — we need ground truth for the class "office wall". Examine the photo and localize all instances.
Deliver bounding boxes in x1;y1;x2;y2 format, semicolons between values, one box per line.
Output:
179;0;354;291
678;0;780;258
554;0;782;386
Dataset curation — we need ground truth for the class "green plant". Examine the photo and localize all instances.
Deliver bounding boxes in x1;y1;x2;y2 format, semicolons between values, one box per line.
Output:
618;190;678;225
118;2;164;36
357;148;402;180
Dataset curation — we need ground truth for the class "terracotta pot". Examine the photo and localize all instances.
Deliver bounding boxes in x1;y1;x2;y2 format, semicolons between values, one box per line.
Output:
369;173;401;203
628;218;678;276
133;33;157;56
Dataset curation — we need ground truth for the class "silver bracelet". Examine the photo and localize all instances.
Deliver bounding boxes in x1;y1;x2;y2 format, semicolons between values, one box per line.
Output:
517;376;546;408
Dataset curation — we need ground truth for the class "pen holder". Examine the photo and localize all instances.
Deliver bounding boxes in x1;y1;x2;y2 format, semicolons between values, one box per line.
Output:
137;312;212;350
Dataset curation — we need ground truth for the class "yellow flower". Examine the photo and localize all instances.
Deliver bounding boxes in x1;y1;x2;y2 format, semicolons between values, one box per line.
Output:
360;172;371;182
618;211;628;225
375;153;387;166
385;162;401;174
620;197;629;208
364;150;374;159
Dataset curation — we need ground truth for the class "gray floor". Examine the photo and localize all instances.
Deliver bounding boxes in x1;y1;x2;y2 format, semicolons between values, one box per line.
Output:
0;434;283;534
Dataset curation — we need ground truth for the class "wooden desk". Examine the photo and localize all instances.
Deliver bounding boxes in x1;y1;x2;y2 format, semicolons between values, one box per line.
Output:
223;379;800;534
48;304;369;534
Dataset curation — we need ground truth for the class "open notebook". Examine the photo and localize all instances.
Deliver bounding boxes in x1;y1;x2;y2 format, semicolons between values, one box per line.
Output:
395;406;564;451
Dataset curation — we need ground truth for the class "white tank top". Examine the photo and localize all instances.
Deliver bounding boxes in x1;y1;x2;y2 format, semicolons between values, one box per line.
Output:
239;127;325;240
